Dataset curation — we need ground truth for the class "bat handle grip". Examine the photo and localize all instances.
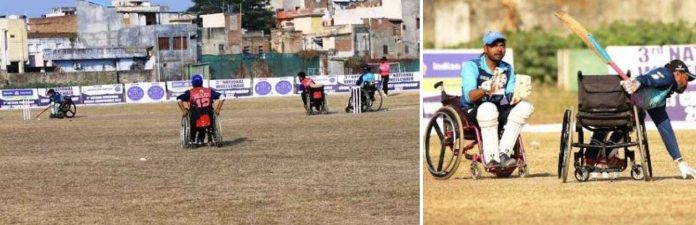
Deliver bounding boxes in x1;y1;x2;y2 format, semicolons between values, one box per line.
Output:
609;62;629;80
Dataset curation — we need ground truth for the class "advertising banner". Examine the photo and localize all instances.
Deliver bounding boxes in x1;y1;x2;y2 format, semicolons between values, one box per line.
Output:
81;84;125;105
253;77;295;97
209;79;253;98
125;82;167;103
0;89;39;109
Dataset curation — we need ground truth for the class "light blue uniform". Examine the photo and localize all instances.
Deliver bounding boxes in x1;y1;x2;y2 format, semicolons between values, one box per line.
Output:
460;54;516;109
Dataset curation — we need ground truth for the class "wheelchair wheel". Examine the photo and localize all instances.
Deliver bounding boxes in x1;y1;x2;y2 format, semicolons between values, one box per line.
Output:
345;94;354;113
322;96;329;114
180;115;192;149
470;162;481;180
370;90;383;111
633;106;650;181
304;94;313;115
558;109;574;183
519;165;529;178
62;101;77;118
639;116;653;178
574;166;590;182
212;114;223;147
631;165;644;180
424;106;464;179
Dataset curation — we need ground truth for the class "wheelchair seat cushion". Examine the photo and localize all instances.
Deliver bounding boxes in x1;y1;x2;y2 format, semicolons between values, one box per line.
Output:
577;110;633;128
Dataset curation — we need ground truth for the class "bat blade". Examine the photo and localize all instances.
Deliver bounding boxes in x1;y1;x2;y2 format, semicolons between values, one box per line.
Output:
555;11;628;80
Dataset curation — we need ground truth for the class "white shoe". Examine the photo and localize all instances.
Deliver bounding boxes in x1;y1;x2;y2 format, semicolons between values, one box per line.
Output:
677;160;696;179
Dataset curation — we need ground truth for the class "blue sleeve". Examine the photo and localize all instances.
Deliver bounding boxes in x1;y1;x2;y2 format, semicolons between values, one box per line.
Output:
505;66;516;100
212;90;221;100
298;84;305;92
461;61;479;105
636;68;675;89
177;90;190;101
356;75;363;86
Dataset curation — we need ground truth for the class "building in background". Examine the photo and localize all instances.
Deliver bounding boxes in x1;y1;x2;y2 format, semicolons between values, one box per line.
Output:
26;15;81;72
0;16;29;73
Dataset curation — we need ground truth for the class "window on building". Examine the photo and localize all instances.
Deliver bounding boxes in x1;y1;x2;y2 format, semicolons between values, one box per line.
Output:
383;45;388;55
173;37;187;50
158;37;170;50
258;46;264;54
405;45;409;54
243;46;250;54
219;44;225;52
403;24;406;30
392;24;401;36
417;17;420;29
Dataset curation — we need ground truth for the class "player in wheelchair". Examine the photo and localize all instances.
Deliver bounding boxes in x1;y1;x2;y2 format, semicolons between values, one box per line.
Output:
177;74;225;148
43;89;77;119
345;64;382;112
298;72;329;115
462;32;534;169
423;31;534;179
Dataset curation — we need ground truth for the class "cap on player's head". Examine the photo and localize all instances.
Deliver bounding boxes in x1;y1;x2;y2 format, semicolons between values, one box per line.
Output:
482;31;506;46
361;64;370;72
47;89;55;95
297;71;306;78
381;56;387;62
191;74;203;87
665;59;696;81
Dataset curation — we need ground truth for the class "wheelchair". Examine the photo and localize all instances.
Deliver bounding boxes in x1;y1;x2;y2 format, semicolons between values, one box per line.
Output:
558;71;653;182
423;81;529;180
345;82;383;113
304;84;329;115
180;109;223;148
54;96;77;119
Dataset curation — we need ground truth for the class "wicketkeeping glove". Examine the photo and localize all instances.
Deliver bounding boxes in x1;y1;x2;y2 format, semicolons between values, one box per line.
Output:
620;78;641;94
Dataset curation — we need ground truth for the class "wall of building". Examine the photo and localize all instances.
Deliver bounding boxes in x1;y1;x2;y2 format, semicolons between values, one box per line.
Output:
3;69;155;87
425;0;696;48
0;18;29;62
366;18;399;59
333;0;402;25
77;1;123;48
400;0;419;59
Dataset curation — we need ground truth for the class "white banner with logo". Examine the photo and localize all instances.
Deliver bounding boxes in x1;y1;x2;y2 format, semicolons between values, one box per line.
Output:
125;82;167;103
253;77;295;97
0;89;39;109
209;79;253;98
81;84;125;105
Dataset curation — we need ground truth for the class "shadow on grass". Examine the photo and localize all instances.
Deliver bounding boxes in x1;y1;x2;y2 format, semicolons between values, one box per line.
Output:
450;172;552;180
219;137;250;147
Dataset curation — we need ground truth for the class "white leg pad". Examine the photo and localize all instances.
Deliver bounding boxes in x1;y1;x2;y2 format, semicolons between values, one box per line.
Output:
500;101;535;156
476;102;499;164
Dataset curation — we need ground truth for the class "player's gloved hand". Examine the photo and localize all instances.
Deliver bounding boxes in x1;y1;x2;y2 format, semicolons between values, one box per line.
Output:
182;111;188;117
620;78;641;94
677;160;696;179
480;80;493;93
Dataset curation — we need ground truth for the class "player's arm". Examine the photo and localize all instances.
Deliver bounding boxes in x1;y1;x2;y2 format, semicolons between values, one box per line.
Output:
462;62;486;104
176;91;190;115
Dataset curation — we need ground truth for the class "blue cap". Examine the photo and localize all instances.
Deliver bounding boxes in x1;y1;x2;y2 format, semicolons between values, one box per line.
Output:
482;31;506;45
192;74;203;87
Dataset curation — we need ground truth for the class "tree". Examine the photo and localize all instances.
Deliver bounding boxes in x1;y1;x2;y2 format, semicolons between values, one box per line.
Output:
188;0;275;32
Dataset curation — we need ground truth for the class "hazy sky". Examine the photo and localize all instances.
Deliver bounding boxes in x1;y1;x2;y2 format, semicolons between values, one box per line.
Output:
0;0;194;17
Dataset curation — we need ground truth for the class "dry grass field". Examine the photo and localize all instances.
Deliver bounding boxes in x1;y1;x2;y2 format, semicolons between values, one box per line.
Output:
0;92;419;224
423;85;696;225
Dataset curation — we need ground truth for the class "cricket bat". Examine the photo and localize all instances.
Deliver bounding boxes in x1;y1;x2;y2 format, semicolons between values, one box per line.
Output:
554;11;628;80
